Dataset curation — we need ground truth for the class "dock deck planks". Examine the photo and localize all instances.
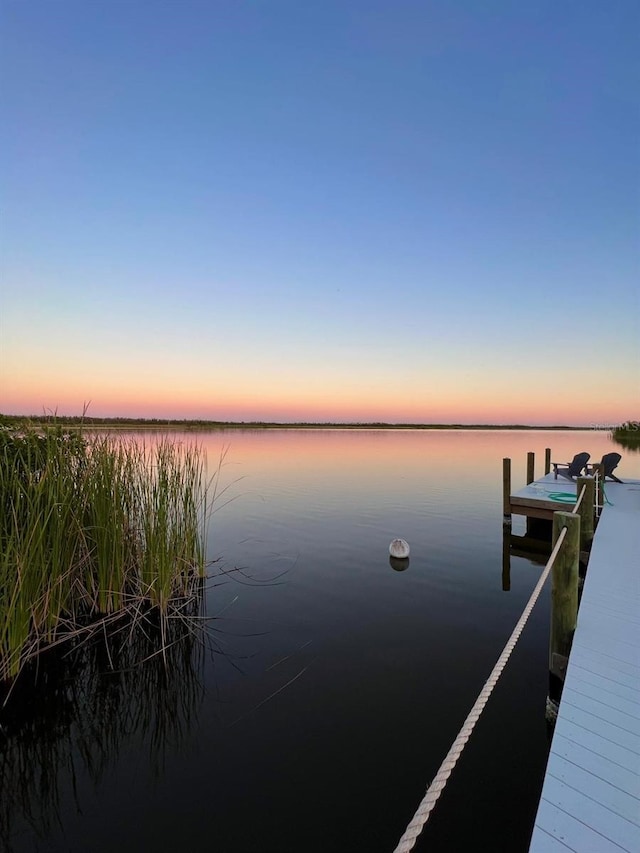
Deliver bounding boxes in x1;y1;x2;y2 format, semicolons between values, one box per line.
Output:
528;478;640;852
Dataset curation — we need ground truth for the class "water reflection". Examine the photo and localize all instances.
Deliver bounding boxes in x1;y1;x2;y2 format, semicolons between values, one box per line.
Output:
389;556;410;571
502;525;552;591
0;594;206;853
2;430;638;853
612;434;640;454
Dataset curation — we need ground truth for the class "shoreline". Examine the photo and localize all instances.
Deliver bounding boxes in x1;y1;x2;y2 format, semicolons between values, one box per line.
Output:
0;415;596;431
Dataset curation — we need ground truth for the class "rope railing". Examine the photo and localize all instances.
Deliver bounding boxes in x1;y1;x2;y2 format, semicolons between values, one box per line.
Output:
571;482;587;515
392;525;569;852
593;468;605;514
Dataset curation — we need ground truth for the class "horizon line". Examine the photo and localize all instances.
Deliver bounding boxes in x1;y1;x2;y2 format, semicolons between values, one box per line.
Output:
0;413;615;431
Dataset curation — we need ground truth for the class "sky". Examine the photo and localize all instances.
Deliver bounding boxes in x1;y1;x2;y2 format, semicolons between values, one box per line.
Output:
1;0;638;426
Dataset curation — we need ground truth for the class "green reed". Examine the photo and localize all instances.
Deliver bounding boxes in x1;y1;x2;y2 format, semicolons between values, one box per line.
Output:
0;426;209;683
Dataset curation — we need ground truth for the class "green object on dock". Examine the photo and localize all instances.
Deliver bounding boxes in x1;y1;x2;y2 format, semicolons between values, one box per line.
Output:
547;492;577;503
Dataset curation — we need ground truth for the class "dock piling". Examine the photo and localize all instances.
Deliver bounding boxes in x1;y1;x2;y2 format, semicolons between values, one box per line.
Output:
526;452;535;484
576;476;595;553
549;512;580;692
502;458;511;524
544;448;551;476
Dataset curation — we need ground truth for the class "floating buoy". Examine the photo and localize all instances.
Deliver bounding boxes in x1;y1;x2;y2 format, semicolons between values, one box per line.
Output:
389;538;410;559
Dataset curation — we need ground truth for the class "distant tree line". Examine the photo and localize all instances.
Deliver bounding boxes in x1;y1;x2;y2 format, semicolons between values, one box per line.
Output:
0;413;584;430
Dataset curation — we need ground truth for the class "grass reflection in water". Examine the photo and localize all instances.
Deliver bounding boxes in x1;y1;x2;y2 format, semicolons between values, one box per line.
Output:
0;588;209;852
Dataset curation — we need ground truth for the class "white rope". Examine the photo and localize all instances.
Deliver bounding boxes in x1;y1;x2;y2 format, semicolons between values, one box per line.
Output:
393;526;568;853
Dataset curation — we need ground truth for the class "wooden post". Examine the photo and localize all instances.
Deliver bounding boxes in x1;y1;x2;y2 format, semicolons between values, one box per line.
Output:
544;448;551;476
549;511;580;684
576;476;595;552
526;451;535;484
503;458;511;523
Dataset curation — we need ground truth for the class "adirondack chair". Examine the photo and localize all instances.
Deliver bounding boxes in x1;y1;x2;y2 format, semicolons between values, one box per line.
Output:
587;452;623;483
552;452;590;480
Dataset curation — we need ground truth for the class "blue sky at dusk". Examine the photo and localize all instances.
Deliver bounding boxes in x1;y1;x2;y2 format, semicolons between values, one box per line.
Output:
1;0;638;424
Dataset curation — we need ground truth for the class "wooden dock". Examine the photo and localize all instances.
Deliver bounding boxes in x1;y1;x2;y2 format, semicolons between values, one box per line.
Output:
509;473;580;521
528;477;640;852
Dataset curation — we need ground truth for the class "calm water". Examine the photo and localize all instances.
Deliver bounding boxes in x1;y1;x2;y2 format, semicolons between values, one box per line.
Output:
2;430;637;853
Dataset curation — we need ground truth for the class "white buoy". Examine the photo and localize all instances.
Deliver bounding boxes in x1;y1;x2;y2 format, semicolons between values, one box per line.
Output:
389;538;410;559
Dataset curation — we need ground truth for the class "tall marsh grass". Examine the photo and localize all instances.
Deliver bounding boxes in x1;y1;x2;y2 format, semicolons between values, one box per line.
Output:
0;426;209;683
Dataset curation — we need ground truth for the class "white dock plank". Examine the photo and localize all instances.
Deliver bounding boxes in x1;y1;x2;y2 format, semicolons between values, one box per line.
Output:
552;729;640;776
569;648;640;683
545;755;640;824
559;692;640;743
555;701;640;756
552;732;640;794
533;775;640;851
529;479;640;852
560;685;640;732
532;800;631;852
567;665;640;706
570;641;640;671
